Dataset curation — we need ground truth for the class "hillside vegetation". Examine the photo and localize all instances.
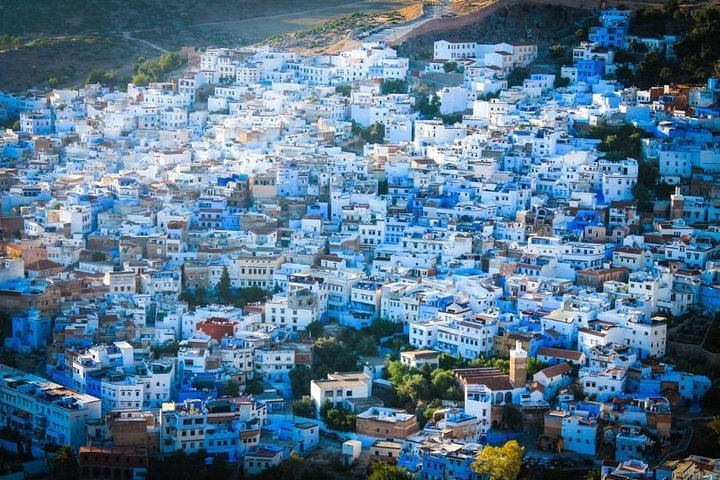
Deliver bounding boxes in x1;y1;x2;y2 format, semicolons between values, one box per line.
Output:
0;0;368;36
0;0;415;91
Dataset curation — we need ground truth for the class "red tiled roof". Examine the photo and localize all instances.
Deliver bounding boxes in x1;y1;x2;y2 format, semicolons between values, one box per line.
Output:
536;347;583;361
537;362;572;379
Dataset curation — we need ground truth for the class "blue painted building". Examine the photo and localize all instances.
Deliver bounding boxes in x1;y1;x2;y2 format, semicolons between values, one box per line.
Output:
577;59;605;83
419;442;482;480
8;310;52;351
700;285;720;311
589;26;625;49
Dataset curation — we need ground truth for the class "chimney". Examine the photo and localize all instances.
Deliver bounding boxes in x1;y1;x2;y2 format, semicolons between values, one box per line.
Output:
509;340;527;388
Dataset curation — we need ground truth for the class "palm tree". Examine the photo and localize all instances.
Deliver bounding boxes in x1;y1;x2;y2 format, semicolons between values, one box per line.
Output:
50;445;78;480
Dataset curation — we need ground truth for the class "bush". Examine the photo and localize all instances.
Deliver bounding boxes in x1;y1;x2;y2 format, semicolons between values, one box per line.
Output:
218;379;240;397
293;396;315;418
85;68;117;86
381;79;407;95
335;84;352;97
507;67;530;87
320;402;356;432
443;61;457;73
289;366;313;397
151;341;179;358
132;52;187;85
352;121;385;144
244;379;265;395
554;76;570;88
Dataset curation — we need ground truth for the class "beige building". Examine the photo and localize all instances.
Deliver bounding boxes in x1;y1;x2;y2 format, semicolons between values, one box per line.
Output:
228;248;284;289
370;439;402;464
423;408;481;443
310;372;372;414
104;271;137;295
356;407;419;439
251;172;277;200
400;349;441;369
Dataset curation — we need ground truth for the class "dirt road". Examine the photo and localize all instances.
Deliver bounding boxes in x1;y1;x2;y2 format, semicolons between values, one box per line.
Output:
122;31;169;54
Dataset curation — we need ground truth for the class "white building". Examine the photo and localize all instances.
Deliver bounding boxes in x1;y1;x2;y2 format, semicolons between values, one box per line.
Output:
0;365;101;448
310;372;372;414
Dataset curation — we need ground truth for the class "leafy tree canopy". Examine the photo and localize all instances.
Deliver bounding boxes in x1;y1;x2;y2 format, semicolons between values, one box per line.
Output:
471;440;524;480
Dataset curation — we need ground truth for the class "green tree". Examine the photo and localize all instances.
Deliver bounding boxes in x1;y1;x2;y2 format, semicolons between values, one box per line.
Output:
151;341;180;358
430;369;459;399
502;405;524;430
179;286;209;308
615;64;635;86
554;76;570;88
293;395;315;418
233;286;268;307
437;352;466;370
386;360;412;385
614;49;635;64
219;379;240;397
319;402;356;432
367;122;385;144
365;318;400;341
469;356;510;374
216;266;232;305
148;450;208;480
656;181;676;201
507;68;530;87
419;399;443;428
585;124;652;162
471;440;524;480
244;379;265;395
85;68;109;85
355;334;378;356
381;79;407;95
526;358;549;377
134;52;187;84
306;320;324;339
49;445;78;480
634;52;673;89
396;373;429;405
353;121;386;144
205;455;234;478
313;337;358;372
548;44;570;64
663;0;679;16
416;94;440;119
335;83;352;97
632;183;653;212
132;72;151;86
709;416;720;448
584;470;602;480
367;462;414;480
443;61;458;73
290;366;313;396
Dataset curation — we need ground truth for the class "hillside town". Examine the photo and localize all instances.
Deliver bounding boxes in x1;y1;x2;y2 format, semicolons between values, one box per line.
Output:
0;3;719;480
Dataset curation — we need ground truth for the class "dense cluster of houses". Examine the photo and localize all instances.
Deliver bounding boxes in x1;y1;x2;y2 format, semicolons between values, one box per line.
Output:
0;5;718;479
